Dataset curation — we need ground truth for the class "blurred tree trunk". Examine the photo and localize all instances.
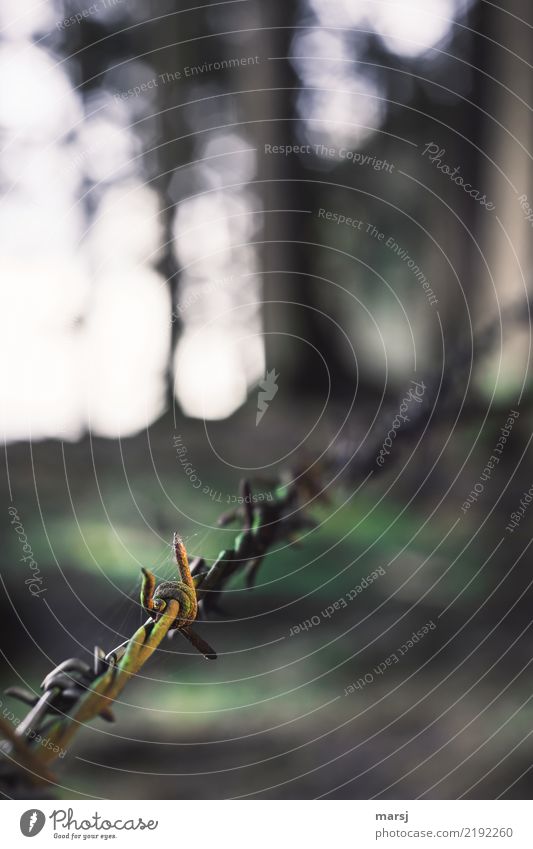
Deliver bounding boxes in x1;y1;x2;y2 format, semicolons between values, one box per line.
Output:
150;11;183;406
248;1;358;400
477;0;533;390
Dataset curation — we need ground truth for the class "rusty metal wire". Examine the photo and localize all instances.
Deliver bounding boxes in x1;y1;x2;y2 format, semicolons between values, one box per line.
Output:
0;473;318;790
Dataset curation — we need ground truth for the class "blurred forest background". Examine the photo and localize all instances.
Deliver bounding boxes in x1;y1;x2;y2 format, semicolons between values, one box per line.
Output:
1;0;533;799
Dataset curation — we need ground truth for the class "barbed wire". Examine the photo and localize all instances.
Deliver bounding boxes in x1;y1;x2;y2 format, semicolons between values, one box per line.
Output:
0;473;319;792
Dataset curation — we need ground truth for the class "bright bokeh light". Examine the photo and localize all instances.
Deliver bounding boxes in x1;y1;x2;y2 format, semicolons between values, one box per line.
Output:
0;189;83;258
171;131;265;420
308;0;367;27
87;181;163;267
2;143;82;205
308;0;472;59
201;132;257;188
0;41;82;139
371;0;460;58
292;0;472;150
83;268;171;436
76;103;139;184
174;329;249;420
0;0;177;442
0;0;56;41
0;260;89;441
291;29;384;149
173;190;260;277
